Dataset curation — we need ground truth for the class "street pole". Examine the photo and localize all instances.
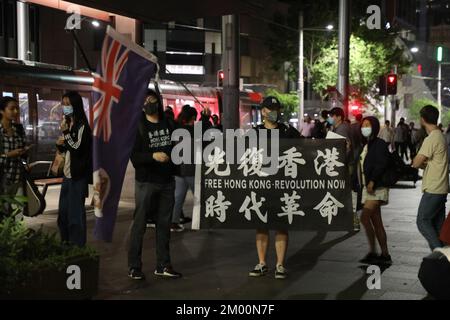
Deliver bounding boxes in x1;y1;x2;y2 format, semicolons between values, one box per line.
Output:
17;1;29;61
391;65;398;127
298;11;304;129
221;14;240;130
337;0;350;117
73;30;78;69
438;62;442;123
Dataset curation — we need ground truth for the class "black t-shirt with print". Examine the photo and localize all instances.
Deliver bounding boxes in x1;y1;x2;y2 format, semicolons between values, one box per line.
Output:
131;117;175;184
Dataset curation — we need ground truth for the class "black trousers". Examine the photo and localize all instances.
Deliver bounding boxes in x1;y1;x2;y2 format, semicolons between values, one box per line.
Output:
128;180;175;271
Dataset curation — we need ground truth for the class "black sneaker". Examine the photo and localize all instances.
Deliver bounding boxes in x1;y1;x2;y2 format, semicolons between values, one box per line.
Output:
359;252;379;264
275;265;287;280
249;263;268;277
154;267;182;278
170;223;185;232
128;268;145;280
180;216;192;224
376;254;393;265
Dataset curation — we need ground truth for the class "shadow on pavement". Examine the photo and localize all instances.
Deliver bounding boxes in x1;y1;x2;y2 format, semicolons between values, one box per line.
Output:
335;264;390;300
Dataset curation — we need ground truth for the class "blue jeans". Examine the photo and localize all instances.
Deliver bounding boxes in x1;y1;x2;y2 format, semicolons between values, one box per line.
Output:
417;192;447;250
172;176;195;223
57;177;88;247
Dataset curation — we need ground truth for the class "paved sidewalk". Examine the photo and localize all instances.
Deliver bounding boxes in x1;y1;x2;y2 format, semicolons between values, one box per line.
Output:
25;180;438;300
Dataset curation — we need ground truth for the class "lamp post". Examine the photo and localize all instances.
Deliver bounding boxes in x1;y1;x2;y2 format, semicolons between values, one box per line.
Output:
298;14;335;129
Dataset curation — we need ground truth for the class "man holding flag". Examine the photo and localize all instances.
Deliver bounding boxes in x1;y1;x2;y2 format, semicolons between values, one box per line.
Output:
128;90;182;280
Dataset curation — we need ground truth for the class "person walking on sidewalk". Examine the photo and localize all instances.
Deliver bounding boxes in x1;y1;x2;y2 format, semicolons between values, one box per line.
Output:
128;90;182;280
395;118;409;162
358;116;392;265
412;105;449;251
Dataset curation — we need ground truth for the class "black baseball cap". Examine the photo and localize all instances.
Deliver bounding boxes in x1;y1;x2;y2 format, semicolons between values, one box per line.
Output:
260;96;282;110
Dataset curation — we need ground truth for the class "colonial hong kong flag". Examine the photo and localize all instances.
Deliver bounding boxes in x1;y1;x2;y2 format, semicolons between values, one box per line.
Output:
92;26;158;242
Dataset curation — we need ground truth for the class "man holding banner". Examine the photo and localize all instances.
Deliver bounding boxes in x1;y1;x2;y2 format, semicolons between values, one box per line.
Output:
249;96;301;280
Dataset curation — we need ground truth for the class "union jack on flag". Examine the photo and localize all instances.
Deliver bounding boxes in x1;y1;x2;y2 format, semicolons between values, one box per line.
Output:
92;36;130;142
92;26;158;242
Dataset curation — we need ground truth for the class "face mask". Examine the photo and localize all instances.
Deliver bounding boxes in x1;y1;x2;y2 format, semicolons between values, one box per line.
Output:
63;105;73;116
327;117;335;126
266;110;279;123
144;102;159;116
361;127;372;138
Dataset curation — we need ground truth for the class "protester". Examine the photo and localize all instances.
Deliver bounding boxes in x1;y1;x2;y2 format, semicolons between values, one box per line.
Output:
310;110;328;139
211;114;223;131
165;106;175;124
300;115;314;138
350;113;364;231
128;89;181;280
0;97;30;218
56;91;92;247
445;125;450;164
378;120;395;150
249;96;300;280
171;106;198;232
412;105;449;251
408;122;419;160
394;118;409;162
329;107;352;152
358;116;392;265
329;108;359;230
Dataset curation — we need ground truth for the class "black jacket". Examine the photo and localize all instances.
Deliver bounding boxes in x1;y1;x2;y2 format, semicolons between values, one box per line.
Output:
362;137;390;189
255;122;301;139
58;121;93;182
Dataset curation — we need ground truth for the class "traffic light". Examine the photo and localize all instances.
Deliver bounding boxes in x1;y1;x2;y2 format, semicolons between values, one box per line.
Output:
386;74;397;95
217;70;224;87
349;100;362;116
379;74;398;96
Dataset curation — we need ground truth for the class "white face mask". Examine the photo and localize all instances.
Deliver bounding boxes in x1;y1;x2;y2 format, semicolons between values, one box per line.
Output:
361;127;372;138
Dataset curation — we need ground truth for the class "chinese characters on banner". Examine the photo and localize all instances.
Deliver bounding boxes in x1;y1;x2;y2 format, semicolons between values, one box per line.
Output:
193;139;353;231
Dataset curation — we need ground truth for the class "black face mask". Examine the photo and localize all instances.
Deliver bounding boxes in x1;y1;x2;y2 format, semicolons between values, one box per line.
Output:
144;102;159;116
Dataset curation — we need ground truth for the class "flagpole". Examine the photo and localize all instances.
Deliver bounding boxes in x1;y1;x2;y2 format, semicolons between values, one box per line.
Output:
70;29;94;72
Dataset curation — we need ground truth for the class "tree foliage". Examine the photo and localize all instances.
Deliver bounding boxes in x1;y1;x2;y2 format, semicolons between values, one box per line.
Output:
265;0;412;99
265;88;299;116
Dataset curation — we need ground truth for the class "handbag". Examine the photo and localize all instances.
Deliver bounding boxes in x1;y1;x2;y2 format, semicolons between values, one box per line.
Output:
440;213;450;246
19;162;46;217
51;151;65;177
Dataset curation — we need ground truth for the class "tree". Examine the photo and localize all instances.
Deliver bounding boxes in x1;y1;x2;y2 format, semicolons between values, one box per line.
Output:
265;88;299;116
265;0;411;100
309;35;407;99
408;98;450;127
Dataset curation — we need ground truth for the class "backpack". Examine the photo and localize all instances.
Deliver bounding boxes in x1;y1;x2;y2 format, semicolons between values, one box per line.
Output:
380;151;404;187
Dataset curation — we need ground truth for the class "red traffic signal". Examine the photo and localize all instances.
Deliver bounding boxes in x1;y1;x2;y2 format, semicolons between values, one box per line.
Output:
386;74;397;95
217;70;224;87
